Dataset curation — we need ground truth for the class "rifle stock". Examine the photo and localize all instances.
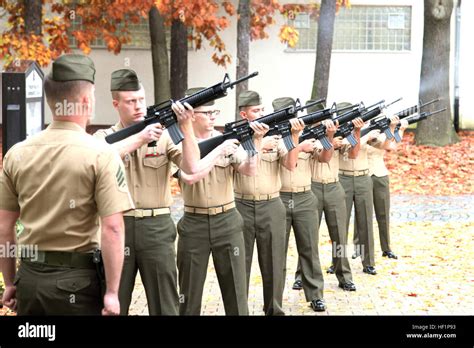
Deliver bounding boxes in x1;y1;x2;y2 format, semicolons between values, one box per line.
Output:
105;72;258;145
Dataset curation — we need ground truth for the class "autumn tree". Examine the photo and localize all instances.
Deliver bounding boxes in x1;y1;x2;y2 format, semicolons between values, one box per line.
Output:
234;0;299;119
149;5;171;104
311;0;336;101
0;1;236;102
24;0;42;35
415;0;459;146
278;1;350;103
235;0;250;119
233;1;349;118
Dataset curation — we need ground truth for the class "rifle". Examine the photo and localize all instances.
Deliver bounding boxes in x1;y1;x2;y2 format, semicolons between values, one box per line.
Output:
105;72;259;145
334;98;402;147
361;98;439;140
297;102;358;150
395;98;440;119
198;98;323;159
265;98;326;151
393;108;447;142
299;100;385;150
358;97;403;139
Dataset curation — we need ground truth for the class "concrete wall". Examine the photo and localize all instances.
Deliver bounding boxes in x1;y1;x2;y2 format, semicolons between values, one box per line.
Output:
458;0;473;129
1;0;472;128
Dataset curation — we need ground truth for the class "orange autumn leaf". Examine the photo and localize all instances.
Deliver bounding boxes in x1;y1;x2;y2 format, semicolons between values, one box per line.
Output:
386;131;474;195
1;0;238;67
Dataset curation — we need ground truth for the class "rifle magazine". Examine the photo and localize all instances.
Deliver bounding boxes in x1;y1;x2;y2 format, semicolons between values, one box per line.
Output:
282;135;296;151
167;123;184;145
320;136;333;150
241;139;257;157
347;133;358;147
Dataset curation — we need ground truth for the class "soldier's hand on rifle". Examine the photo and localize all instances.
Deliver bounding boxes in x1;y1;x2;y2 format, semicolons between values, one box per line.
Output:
299;139;316;153
219;139;240;157
400;119;409;131
352;117;365;130
138;123;163;145
172;101;194;128
389;115;400;127
262;135;280;151
324;119;338;138
290;118;305;136
249;121;269;140
332;136;344;149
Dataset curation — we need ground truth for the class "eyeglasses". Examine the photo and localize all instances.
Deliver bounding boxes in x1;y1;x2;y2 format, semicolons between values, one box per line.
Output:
195;110;220;117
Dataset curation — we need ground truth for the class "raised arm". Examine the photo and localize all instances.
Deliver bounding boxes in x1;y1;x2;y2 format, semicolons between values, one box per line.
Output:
180;139;240;185
318;119;337;163
235;121;269;176
348;117;365;159
174;101;200;174
281;118;306;170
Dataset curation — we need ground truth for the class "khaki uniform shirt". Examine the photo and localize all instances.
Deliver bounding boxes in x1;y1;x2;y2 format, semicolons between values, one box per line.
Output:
234;140;287;196
339;143;370;172
311;149;341;182
368;134;389;177
179;130;241;208
0;121;134;252
94;123;183;208
280;151;312;191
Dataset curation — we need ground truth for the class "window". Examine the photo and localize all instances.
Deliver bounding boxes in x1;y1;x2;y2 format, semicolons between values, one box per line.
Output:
68;16;193;50
288;5;412;52
68;16;153;49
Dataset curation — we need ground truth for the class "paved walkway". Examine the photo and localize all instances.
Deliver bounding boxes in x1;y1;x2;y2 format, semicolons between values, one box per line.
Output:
128;194;474;315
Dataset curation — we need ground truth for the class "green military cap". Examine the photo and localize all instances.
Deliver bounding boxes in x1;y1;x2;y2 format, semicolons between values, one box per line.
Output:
49;54;95;83
272;97;295;112
238;90;262;108
185;87;214;106
336;102;353;110
306;99;326;114
110;69;141;91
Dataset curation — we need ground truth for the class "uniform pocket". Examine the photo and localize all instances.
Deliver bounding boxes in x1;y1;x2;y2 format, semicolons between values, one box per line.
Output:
260;152;279;176
56;276;92;293
214;161;230;184
143;155;169;187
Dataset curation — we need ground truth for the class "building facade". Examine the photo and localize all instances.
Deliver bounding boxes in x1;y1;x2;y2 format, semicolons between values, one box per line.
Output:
1;0;473;129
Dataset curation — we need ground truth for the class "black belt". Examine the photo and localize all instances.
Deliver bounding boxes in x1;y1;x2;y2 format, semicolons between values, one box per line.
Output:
21;251;96;269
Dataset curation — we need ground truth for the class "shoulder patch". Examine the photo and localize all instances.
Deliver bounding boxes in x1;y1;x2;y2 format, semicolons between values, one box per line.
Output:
116;165;127;189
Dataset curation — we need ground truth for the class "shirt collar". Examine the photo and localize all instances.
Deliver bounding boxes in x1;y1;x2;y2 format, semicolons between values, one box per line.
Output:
48;121;85;132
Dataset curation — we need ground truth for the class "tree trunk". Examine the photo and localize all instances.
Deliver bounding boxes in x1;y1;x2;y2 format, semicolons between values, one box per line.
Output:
170;19;188;100
415;0;459;146
24;0;42;35
236;0;250;120
149;6;171;104
311;0;336;102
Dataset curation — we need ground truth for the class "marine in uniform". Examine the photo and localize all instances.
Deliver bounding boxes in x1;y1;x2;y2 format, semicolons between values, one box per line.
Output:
353;115;407;260
339;114;381;275
293;102;362;292
93;69;201;315
175;88;268;315
275;97;336;312
0;54;134;315
234;91;305;315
